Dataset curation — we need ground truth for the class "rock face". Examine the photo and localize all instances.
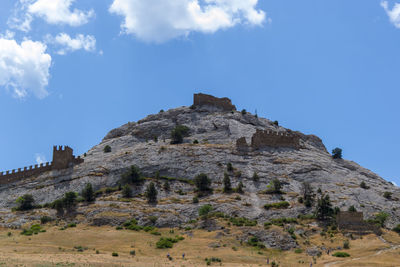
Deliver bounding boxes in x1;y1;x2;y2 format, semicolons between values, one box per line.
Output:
0;94;399;231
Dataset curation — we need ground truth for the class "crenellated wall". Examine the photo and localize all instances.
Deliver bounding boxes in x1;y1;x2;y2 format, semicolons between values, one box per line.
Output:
0;146;83;185
193;93;236;111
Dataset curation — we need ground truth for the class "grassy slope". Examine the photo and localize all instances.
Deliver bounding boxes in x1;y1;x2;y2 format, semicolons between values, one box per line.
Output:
0;224;399;267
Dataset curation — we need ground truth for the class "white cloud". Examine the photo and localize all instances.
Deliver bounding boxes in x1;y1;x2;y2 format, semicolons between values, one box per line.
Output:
109;0;266;42
35;153;46;164
0;38;51;99
9;0;94;32
46;33;96;55
381;1;400;28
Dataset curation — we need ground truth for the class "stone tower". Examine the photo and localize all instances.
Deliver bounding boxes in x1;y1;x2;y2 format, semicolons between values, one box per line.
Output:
52;146;75;170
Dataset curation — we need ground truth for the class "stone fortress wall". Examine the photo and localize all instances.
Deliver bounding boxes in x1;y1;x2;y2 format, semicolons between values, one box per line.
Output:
336;211;380;234
193;93;236;111
237;130;301;151
0;146;83;185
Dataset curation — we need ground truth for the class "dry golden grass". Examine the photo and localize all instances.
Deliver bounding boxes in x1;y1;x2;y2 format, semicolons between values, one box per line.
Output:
0;225;398;267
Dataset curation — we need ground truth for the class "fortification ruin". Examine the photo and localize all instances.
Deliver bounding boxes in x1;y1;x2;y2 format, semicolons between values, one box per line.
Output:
236;130;300;151
193;93;236;111
336;211;379;235
0;146;83;185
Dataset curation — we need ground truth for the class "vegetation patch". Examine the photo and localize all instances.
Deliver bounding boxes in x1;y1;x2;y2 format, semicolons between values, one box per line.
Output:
264;201;290;210
21;224;45;236
332;252;350;257
156;236;184;249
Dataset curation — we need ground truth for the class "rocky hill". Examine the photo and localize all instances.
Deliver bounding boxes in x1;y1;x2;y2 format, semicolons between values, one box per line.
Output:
0;93;399;238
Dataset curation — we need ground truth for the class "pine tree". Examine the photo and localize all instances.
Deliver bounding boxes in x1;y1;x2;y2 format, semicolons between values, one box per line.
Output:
315;194;334;221
145;182;158;203
81;183;95;202
122;185;132;198
223;172;231;193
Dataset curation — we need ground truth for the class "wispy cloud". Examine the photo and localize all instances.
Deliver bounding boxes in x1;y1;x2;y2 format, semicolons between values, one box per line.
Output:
35;153;46;164
381;1;400;28
46;33;96;55
109;0;267;43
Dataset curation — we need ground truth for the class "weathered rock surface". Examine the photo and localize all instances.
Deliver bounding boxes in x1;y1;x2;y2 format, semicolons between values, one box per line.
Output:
0;96;399;232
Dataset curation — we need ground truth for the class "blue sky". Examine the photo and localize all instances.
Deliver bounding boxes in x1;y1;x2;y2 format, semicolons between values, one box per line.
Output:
0;0;399;185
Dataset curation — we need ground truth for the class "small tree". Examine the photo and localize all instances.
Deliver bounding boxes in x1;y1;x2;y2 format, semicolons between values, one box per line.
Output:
121;165;143;184
223;172;231;193
194;173;211;192
236;182;244;194
15;194;35;211
302;182;314;208
273;120;279;126
241;109;247;115
170;125;190;144
81;183;95;202
122;185;132;198
103;145;111;153
315;194;334;221
53;199;64;216
63;192;77;213
145;182;158;203
332;148;342;159
227;163;233;172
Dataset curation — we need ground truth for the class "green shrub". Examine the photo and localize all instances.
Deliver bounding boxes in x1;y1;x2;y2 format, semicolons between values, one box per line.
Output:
265;179;283;194
235;182;244;194
21;224;44;236
145;182;158;203
343;240;350;249
143;226;155;232
294;248;303;254
156;237;180;249
241;109;247;115
15;194;35;211
103;145;111;153
360;181;369;189
67;223;76;228
121;165;143;184
247;236;265;248
193;139;199;144
367;212;389;227
332;148;342;159
264;201;290;210
348;206;357;212
252;172;259;182
170;125;190;144
229;217;257;227
112;252;118;257
384;192;392;199
150;231;161;236
7;232;12;237
148;216;157;225
122;184;132;198
332;252;350;257
130;250;136;255
81;183;95;202
392;224;400;234
192;196;199;203
40;216;53;224
199;204;213;217
194;173;211;192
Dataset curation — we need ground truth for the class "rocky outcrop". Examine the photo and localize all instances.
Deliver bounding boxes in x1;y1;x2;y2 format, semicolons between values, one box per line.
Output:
0;94;399;230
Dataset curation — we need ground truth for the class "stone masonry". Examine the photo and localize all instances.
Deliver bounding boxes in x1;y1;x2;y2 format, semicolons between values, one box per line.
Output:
0;146;83;185
193;93;236;111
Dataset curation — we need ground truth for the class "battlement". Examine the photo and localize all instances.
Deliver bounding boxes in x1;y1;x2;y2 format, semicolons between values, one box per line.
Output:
193;93;236;111
0;146;83;185
236;129;300;151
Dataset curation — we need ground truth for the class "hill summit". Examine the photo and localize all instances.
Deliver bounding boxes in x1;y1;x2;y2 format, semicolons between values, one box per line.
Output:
0;93;399;239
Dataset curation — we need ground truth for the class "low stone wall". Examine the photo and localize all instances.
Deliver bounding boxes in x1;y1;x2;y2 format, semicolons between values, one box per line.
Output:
193;93;236;111
336;211;380;235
